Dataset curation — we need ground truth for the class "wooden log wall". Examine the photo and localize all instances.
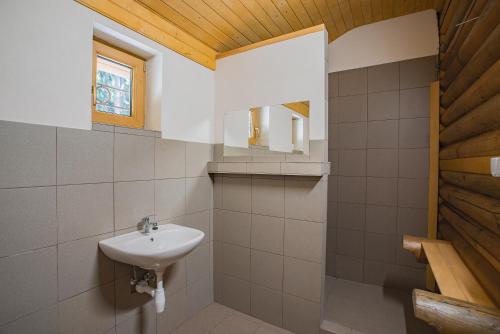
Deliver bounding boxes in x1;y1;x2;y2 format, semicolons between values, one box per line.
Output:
437;0;500;307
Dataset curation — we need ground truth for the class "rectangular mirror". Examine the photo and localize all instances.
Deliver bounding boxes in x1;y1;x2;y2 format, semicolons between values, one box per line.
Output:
223;100;309;156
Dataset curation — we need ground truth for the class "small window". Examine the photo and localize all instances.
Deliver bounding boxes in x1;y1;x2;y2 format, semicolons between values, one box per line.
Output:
92;40;145;128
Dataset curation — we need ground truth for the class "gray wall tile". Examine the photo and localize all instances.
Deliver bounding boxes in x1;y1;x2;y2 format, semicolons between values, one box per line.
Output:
368;91;399;121
155;178;186;220
338;122;367;149
399;118;429;148
365;233;397;263
367;120;398;149
283;294;320;334
367;62;399;93
250;249;283;291
214;209;251;247
285;177;325;222
337;229;364;258
222;243;250;280
283;257;322;302
220;275;251;314
187;242;210;286
114;133;154;181
284;219;323;262
400;87;429;118
366;205;397;234
251;214;284;254
338;203;365;230
339;68;367;96
155;138;186;179
399;148;429;178
328;72;339;97
339;150;366;176
337;95;367;123
57;128;113;184
338;176;366;204
114;180;154;231
366;177;398;206
398;178;428;209
367;149;398;177
58;183;114;242
186;177;212;214
184;210;210;244
397;207;427;236
186;142;212;177
58;283;115;334
400;56;436;89
0;305;57;334
251;285;283;327
222;176;251;213
335;255;363;281
251;176;284;217
58;233;114;300
0;187;56;257
0;121;56;188
0;247;57;325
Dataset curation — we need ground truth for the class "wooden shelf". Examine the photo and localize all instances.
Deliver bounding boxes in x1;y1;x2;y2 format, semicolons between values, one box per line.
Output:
207;161;330;176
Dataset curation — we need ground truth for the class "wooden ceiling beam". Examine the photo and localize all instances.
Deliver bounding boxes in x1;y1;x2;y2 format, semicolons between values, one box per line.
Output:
76;0;217;69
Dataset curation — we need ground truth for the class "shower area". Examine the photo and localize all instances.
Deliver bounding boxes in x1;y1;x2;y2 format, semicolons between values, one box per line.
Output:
324;56;438;334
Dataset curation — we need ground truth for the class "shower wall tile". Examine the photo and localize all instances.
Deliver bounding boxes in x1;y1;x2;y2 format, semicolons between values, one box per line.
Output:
327;57;435;287
367;62;399;93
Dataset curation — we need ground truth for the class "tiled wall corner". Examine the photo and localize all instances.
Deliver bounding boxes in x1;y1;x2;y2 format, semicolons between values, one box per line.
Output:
326;56;436;289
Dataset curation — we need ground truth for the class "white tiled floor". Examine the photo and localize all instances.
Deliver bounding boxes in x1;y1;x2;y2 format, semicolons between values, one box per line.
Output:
321;276;437;334
172;303;293;334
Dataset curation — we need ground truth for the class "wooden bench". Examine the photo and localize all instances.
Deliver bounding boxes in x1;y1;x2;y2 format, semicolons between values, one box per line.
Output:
403;235;500;333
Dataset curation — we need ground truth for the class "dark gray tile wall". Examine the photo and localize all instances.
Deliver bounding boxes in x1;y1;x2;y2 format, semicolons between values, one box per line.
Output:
0;121;214;334
326;56;437;289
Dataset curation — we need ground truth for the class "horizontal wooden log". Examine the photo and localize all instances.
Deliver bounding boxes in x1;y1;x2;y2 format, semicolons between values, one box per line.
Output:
440;157;493;175
440;204;500;270
441;25;500;108
439;1;473;52
439;184;500;236
402;235;428;263
440;171;500;199
439;222;500;306
440;128;500;160
441;59;500;125
440;93;500;146
440;0;488;70
413;289;500;334
443;0;500;88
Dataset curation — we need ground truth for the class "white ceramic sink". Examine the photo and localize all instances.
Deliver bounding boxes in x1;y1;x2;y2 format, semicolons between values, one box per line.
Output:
99;223;204;271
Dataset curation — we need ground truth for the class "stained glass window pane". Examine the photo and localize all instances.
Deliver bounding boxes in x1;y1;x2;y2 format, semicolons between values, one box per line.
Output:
95;55;132;117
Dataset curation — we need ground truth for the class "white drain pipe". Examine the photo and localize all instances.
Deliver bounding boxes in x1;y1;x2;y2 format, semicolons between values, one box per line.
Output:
135;271;165;313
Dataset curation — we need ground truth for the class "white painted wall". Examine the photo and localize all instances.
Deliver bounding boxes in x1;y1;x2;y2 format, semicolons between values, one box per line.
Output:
0;0;215;143
328;9;439;73
215;30;327;142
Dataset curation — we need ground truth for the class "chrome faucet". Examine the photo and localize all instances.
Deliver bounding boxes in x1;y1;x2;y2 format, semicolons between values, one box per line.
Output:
142;215;159;234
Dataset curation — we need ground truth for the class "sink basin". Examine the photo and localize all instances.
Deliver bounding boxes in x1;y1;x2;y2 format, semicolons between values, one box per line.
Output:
99;223;204;271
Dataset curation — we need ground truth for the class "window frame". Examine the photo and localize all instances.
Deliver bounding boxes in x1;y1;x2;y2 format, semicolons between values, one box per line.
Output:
92;39;145;129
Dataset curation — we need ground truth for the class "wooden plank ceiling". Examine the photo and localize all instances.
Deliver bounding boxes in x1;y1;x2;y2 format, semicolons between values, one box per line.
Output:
77;0;446;69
